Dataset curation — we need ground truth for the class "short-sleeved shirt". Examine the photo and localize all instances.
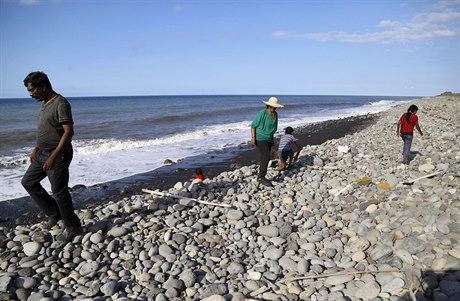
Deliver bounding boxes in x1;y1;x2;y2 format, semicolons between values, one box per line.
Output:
37;95;73;151
251;109;278;142
278;134;297;152
399;113;418;134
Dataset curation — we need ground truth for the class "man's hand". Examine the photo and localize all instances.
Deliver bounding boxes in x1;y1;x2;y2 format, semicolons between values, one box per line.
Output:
29;147;39;162
43;155;57;171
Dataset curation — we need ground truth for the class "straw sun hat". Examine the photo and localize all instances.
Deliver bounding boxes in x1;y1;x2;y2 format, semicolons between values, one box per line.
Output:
263;96;284;108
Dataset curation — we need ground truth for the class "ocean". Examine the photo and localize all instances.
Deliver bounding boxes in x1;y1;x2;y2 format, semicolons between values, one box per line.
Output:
0;94;419;202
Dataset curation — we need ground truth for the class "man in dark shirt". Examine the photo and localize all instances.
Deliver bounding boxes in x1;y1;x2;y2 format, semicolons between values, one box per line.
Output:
21;71;83;243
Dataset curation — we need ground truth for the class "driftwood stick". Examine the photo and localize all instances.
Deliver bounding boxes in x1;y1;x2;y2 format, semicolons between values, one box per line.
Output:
142;188;232;208
145;227;173;240
280;268;401;283
249;286;270;297
334;184;351;197
262;276;280;292
408;286;417;301
406;267;418;301
401;171;440;185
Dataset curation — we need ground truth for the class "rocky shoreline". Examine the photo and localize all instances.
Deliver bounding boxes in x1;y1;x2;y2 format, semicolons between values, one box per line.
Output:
0;95;459;300
0;113;375;229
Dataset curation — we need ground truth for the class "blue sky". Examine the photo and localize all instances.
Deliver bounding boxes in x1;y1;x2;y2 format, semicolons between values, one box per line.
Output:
1;0;459;98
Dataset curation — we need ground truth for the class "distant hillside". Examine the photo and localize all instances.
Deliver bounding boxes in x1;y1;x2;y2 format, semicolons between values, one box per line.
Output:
440;91;460;97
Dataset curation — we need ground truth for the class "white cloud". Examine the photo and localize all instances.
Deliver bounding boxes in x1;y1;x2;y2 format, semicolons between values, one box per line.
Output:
273;2;460;44
19;0;40;5
435;0;460;9
173;4;185;13
378;20;401;28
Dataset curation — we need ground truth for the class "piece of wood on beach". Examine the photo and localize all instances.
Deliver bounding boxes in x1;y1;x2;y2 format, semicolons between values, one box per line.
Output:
248;285;271;297
400;171;440;185
280;268;401;283
142;188;232;208
334;184;351;197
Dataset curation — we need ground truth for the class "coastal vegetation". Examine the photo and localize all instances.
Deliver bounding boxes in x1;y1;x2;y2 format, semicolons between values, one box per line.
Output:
440;91;460;97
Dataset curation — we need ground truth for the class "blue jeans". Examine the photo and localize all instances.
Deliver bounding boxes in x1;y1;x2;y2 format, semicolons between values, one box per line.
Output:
21;147;81;227
400;133;413;164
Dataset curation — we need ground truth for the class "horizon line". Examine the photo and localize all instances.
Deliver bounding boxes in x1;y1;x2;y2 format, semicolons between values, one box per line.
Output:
0;93;429;100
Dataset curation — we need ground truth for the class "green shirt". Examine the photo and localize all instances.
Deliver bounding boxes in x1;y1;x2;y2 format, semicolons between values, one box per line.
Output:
251;109;278;142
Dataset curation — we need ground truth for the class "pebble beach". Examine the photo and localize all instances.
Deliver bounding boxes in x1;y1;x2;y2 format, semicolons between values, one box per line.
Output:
0;95;459;300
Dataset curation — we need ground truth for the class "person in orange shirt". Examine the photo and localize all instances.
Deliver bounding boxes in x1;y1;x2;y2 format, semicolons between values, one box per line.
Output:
396;105;423;165
194;168;205;181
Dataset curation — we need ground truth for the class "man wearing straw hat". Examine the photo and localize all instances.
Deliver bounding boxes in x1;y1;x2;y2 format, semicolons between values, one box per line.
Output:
250;96;284;187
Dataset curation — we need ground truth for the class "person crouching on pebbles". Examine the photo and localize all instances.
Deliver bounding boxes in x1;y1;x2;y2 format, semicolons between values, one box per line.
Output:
251;96;284;187
194;168;205;181
277;126;302;171
396;104;423;165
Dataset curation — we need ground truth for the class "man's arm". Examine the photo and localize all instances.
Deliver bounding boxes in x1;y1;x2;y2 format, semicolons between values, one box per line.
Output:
29;146;40;162
251;128;256;145
415;120;423;136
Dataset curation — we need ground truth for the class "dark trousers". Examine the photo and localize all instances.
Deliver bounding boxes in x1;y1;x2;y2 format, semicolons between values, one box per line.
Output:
256;140;272;179
400;133;413;164
21;147;81;227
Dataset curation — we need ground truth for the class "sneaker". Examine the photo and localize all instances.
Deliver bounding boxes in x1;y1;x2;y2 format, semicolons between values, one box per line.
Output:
272;174;282;181
258;177;273;187
42;216;61;230
56;226;84;244
397;163;407;170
